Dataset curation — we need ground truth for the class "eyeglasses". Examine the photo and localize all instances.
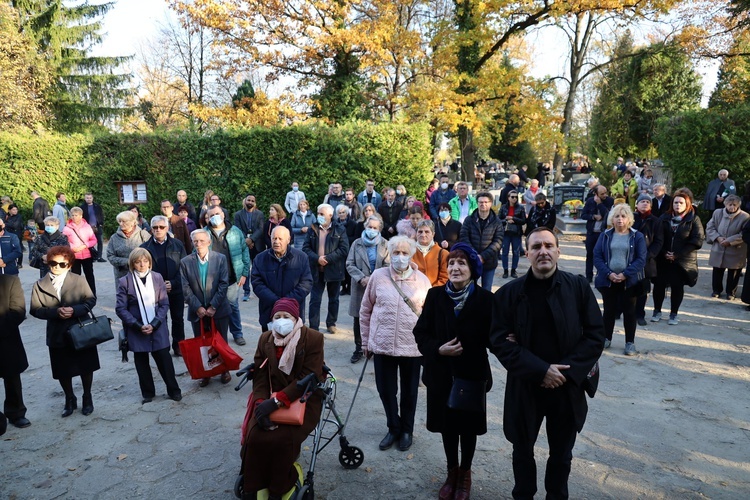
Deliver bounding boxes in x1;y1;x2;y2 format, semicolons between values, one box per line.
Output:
49;261;69;269
152;225;168;230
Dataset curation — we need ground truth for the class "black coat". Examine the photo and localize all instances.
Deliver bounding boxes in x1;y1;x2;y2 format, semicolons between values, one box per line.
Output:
32;197;52;226
459;210;504;270
263;218;293;249
234;208;266;255
581;195;614;235
79;202;104;228
0;275;28;377
377;201;403;239
141;235;187;292
633;213;663;278
302;222;350;282
651;194;672;218
656;211;705;287
526;205;557;235
490;270;605;442
336;217;357;246
413;285;493;434
498;203;526;237
30;272;97;349
434;218;463;250
29;231;70;275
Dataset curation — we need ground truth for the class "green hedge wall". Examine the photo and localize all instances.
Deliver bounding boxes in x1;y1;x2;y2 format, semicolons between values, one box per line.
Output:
0;122;433;236
655;106;750;205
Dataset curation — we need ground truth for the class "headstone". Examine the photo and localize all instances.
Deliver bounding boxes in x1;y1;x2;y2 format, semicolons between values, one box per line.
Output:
551;185;586;211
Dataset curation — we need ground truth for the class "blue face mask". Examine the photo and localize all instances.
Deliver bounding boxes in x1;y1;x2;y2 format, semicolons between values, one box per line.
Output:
292;186;299;192
45;226;56;234
317;215;328;226
209;214;223;227
439;211;450;219
364;228;379;239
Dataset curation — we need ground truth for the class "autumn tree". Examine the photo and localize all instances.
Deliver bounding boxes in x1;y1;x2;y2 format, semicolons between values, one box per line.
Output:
0;3;51;130
12;0;133;132
590;40;701;160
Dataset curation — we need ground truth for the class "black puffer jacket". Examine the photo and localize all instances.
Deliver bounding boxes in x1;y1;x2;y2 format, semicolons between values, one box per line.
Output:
656;211;705;286
459;209;504;270
302;222;350;282
633;212;663;279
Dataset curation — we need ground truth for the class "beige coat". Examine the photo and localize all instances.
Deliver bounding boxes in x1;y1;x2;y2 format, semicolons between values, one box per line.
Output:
345;237;390;317
706;208;750;269
359;263;431;357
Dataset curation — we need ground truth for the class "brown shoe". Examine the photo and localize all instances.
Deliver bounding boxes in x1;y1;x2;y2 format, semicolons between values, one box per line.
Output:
454;469;472;500
199;378;210;387
439;466;459;500
221;371;232;384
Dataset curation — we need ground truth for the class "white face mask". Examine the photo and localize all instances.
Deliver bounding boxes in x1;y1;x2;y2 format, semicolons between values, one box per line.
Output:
391;255;411;272
441;182;449;190
272;318;295;336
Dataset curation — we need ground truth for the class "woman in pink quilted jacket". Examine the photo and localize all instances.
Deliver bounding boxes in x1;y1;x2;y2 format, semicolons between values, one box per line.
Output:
360;235;431;453
62;207;99;297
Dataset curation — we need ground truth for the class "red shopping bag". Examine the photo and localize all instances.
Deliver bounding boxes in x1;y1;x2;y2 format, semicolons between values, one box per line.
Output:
179;318;243;379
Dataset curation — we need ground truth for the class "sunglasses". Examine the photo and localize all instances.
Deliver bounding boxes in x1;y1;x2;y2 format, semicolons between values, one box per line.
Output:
152;225;168;230
509;196;518;199
49;261;69;269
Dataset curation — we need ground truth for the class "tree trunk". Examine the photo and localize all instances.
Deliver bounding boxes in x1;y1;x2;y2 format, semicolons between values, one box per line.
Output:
459;125;474;182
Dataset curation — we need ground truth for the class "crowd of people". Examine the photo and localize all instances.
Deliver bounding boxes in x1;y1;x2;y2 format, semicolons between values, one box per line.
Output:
1;162;747;499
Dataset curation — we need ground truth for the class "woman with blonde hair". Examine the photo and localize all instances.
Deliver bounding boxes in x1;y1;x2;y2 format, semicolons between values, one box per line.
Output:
63;206;98;297
115;248;181;403
107;211;151;283
594;203;647;355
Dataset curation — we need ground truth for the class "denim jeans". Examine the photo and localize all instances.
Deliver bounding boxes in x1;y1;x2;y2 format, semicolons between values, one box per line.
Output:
501;234;522;271
228;293;243;339
480;268;496;290
308;271;340;330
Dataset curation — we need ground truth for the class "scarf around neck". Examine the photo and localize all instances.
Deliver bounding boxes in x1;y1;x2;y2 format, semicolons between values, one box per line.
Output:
50;271;69;300
445;280;474;316
133;271;156;324
273;317;304;375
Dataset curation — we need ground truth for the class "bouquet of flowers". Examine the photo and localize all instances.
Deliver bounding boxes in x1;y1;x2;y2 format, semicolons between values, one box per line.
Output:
563;199;583;218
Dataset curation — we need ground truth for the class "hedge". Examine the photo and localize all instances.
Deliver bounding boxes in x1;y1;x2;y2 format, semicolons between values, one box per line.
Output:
655;105;750;204
0;122;433;236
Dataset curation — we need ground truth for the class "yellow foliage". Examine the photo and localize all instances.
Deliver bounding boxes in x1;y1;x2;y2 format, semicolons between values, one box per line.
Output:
189;91;304;129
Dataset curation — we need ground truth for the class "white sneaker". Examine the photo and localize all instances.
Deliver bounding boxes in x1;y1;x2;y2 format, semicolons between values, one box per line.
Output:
651;312;662;322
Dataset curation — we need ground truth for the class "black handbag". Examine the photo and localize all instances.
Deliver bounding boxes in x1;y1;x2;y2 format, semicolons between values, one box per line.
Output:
447;378;487;413
67;306;114;350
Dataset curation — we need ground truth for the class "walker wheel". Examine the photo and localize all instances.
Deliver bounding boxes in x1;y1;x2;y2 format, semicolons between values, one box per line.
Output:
234;474;244;498
297;484;314;500
338;446;364;469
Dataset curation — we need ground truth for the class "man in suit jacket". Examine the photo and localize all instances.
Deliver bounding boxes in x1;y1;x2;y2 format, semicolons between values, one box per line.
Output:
490;227;605;499
79;193;106;261
0;275;30;429
142;216;188;356
180;229;232;386
651;184;672;218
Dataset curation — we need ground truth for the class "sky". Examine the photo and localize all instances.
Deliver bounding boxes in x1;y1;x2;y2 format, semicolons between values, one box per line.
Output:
93;0;719;106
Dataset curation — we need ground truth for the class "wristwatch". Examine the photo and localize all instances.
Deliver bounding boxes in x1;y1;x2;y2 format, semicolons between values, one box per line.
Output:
272;396;283;408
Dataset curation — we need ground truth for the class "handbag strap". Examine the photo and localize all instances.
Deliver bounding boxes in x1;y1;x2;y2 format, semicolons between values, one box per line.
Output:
388;274;420;316
67;224;87;248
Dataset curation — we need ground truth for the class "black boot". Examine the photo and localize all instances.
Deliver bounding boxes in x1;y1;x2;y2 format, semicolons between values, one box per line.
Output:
81;393;94;416
62;396;77;418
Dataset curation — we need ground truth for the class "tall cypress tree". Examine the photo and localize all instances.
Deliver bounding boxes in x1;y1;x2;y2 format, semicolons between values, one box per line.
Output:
12;0;132;131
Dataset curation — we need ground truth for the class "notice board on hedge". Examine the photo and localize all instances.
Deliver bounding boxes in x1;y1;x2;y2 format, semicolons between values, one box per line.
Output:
116;181;148;205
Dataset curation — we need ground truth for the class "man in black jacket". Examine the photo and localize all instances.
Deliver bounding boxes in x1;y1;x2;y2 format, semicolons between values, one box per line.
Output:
459;192;503;290
234;193;266;301
141;216;187;356
490;227;605;499
302;203;349;333
581;185;614;283
377;188;403;240
31;191;52;229
80;193;106;262
651;184;672;218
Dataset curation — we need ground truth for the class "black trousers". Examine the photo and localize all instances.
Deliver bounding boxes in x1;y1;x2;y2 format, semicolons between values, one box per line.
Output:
191;315;229;342
373;354;421;434
133;348;181;399
712;267;742;297
511;388;578;500
599;282;637;343
653;265;686;315
2;374;26;420
167;291;186;348
353;317;362;352
71;257;96;298
94;226;104;257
